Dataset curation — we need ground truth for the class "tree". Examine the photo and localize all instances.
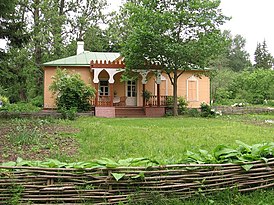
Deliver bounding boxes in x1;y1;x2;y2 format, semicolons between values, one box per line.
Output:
0;0;110;102
122;0;229;115
254;40;274;69
227;34;251;71
231;69;274;104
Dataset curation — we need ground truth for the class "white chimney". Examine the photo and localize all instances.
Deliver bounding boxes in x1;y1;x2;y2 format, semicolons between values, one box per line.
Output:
77;41;84;55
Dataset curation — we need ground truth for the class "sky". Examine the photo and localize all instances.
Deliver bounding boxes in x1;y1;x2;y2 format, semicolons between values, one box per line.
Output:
2;0;274;62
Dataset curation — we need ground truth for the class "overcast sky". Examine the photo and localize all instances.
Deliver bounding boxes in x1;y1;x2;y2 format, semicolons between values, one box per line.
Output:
2;0;274;62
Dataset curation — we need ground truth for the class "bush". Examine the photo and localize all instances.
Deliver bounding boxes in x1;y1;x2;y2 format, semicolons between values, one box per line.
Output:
59;107;77;120
200;102;216;117
178;97;188;115
166;96;173;109
0;102;41;112
187;108;200;117
30;95;43;107
49;69;95;112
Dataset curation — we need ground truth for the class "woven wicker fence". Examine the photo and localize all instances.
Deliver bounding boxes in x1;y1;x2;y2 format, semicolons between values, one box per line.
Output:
1;159;274;205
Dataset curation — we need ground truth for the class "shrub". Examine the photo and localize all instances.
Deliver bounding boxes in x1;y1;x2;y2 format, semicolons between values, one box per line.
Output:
178;97;188;115
142;90;152;105
30;95;43;107
200;102;216;117
49;69;95;112
59;107;77;120
0;102;41;112
187;108;200;117
166;96;173;109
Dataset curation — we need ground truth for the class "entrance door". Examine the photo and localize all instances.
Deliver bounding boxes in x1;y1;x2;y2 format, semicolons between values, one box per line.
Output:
126;81;137;106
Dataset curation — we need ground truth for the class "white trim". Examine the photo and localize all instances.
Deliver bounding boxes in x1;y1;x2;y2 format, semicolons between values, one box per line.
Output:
92;68;123;84
186;76;199;102
93;69;103;83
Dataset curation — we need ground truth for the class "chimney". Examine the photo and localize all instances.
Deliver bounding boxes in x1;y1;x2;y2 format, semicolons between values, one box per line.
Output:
77;41;84;55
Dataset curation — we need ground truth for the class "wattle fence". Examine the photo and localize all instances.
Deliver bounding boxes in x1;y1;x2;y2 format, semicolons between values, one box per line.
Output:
1;159;274;204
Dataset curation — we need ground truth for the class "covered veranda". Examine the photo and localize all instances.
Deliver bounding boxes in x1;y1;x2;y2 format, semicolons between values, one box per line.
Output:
90;59;167;117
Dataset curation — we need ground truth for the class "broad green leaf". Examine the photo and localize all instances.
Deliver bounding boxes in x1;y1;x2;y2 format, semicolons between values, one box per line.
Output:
112;173;125;181
1;161;16;166
131;172;145;180
241;164;253;171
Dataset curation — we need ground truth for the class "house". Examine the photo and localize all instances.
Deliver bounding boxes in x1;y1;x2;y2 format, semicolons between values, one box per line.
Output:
43;42;210;117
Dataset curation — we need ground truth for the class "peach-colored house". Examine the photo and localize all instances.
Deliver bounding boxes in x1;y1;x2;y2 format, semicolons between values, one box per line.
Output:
43;42;210;117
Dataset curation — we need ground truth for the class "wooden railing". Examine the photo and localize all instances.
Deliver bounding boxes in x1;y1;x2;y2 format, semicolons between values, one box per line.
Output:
91;95;172;107
90;96;111;107
149;95;171;106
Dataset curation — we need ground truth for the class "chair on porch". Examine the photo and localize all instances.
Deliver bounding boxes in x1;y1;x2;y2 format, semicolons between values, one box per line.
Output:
118;96;127;106
113;96;120;106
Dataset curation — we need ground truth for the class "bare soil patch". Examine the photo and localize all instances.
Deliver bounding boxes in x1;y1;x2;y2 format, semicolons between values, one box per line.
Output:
0;118;79;163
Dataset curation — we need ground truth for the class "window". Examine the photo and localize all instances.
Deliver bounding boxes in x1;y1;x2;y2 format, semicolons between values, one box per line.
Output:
99;80;109;96
187;76;198;101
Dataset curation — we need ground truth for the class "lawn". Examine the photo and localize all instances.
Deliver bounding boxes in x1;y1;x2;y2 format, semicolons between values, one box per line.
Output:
0;113;274;205
66;114;274;163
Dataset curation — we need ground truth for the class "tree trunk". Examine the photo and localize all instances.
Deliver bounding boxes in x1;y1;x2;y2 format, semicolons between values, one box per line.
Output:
33;0;43;96
173;70;178;116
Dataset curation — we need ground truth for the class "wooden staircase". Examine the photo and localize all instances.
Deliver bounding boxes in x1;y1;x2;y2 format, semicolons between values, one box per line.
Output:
115;107;146;118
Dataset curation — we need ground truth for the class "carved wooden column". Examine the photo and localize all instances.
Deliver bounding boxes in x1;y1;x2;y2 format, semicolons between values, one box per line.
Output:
142;84;146;108
157;84;160;107
94;83;99;106
156;71;162;107
140;70;149;108
109;83;114;107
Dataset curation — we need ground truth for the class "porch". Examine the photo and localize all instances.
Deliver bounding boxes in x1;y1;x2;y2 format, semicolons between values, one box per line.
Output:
91;95;170;107
91;96;169;118
90;60;169;117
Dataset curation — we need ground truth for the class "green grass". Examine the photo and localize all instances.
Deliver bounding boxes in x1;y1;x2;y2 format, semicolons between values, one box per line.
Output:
65;114;274;163
2;114;274;204
128;189;274;205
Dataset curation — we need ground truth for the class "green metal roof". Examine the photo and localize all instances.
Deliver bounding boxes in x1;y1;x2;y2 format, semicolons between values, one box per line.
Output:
43;51;121;67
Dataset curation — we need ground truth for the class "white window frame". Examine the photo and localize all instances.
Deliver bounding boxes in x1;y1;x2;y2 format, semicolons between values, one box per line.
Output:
187;76;199;102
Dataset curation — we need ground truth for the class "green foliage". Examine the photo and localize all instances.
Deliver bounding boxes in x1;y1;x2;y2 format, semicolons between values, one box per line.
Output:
212;69;274;105
165;96;174;110
177;97;188;115
143;90;152;103
1;157;158;170
29;95;43;107
254;40;274;69
122;0;229;115
200;103;216;118
8;184;24;205
3;141;274;172
187;108;200;117
49;69;95;112
7;125;41;146
129;189;274;205
183;141;274;168
62;115;274;162
0;95;9;106
59;106;77;120
233;69;274;104
0;102;41;113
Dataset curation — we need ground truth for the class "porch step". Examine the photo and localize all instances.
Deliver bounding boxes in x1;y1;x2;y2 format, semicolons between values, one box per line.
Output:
115;107;146;118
